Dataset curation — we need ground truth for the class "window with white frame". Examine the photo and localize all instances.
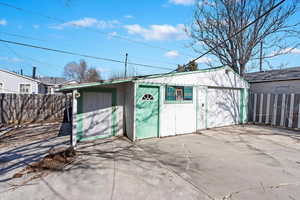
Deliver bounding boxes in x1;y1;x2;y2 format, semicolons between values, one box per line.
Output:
0;83;3;93
19;84;31;93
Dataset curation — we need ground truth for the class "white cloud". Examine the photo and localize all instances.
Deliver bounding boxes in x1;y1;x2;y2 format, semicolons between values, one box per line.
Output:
0;19;7;26
279;48;300;55
124;24;187;41
107;32;118;39
169;0;195;6
195;56;213;64
198;0;216;7
0;56;23;63
124;15;134;19
164;50;180;58
269;47;300;57
52;18;120;29
33;24;39;29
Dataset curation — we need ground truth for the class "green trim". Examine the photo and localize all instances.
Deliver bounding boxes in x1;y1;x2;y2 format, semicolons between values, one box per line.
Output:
240;89;244;123
76;87;117;141
239;88;249;124
205;87;208;129
76;93;84;140
60;79;131;92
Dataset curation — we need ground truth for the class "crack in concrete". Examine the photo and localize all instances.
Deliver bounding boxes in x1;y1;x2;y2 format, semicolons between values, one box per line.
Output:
219;182;300;200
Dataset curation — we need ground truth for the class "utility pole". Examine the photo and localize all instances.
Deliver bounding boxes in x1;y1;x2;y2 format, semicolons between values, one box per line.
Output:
124;53;128;77
259;41;263;72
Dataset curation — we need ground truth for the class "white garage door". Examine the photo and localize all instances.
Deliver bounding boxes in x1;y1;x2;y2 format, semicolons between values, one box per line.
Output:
81;92;112;139
207;88;240;128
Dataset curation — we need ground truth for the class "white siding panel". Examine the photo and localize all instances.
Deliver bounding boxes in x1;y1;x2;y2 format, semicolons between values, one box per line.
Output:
207;88;240;128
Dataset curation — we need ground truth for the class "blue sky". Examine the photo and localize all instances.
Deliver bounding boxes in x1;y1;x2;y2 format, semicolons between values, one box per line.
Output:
0;0;299;79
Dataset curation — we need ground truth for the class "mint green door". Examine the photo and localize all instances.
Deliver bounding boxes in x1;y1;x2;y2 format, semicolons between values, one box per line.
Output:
136;85;159;139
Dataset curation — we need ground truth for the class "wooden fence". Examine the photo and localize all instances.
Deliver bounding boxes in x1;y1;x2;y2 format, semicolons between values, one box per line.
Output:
248;93;300;129
0;94;72;125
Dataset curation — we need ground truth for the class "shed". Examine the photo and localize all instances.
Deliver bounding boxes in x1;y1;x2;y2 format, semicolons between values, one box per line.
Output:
245;66;300;94
60;66;249;146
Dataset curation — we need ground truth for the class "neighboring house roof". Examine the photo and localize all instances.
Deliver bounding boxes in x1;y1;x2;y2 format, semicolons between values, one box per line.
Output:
59;66;248;92
0;68;42;83
38;77;67;85
245;66;300;83
38;77;78;86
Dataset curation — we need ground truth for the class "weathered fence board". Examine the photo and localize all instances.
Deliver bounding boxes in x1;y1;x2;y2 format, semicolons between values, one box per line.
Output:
0;93;72;125
248;92;300;129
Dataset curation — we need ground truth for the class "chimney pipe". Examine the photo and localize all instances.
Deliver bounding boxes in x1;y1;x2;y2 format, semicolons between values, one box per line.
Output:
21;69;23;75
32;66;36;79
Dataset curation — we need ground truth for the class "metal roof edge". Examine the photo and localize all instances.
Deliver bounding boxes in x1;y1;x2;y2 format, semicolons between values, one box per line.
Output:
58;79;132;92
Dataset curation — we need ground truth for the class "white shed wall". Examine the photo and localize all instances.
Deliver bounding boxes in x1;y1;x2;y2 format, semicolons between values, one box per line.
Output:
207;88;241;128
124;82;135;140
159;87;197;137
136;67;248;89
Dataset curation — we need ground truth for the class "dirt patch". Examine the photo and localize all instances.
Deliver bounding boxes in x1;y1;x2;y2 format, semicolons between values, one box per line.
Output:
12;147;76;179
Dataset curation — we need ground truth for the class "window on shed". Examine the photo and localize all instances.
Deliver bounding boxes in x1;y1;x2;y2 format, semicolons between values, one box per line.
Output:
165;86;193;101
20;84;31;94
142;94;154;101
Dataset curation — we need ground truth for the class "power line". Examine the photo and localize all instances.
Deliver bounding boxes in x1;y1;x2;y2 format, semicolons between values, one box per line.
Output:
0;1;194;58
186;0;287;67
0;31;46;42
2;44;56;76
0;38;174;71
0;30;181;68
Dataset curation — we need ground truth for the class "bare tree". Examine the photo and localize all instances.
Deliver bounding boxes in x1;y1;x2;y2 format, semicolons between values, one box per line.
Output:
64;60;101;83
176;61;199;72
86;68;101;82
189;0;300;76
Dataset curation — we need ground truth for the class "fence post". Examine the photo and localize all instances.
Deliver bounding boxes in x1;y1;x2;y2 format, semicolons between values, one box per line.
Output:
265;94;271;124
288;94;295;128
259;93;263;123
253;93;257;122
272;94;278;126
280;94;286;126
0;94;3;124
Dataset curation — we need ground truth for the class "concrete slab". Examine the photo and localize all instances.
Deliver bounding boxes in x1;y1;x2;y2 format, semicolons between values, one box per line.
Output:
1;125;300;200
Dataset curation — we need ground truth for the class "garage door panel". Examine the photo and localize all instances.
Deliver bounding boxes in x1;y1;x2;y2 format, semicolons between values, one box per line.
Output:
81;92;112;139
207;88;240;128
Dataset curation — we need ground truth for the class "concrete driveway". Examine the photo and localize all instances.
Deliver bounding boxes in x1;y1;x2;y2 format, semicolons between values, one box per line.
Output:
1;125;300;200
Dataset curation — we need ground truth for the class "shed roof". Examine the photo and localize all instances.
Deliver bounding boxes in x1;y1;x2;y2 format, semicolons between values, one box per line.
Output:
245;66;300;83
59;66;247;92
